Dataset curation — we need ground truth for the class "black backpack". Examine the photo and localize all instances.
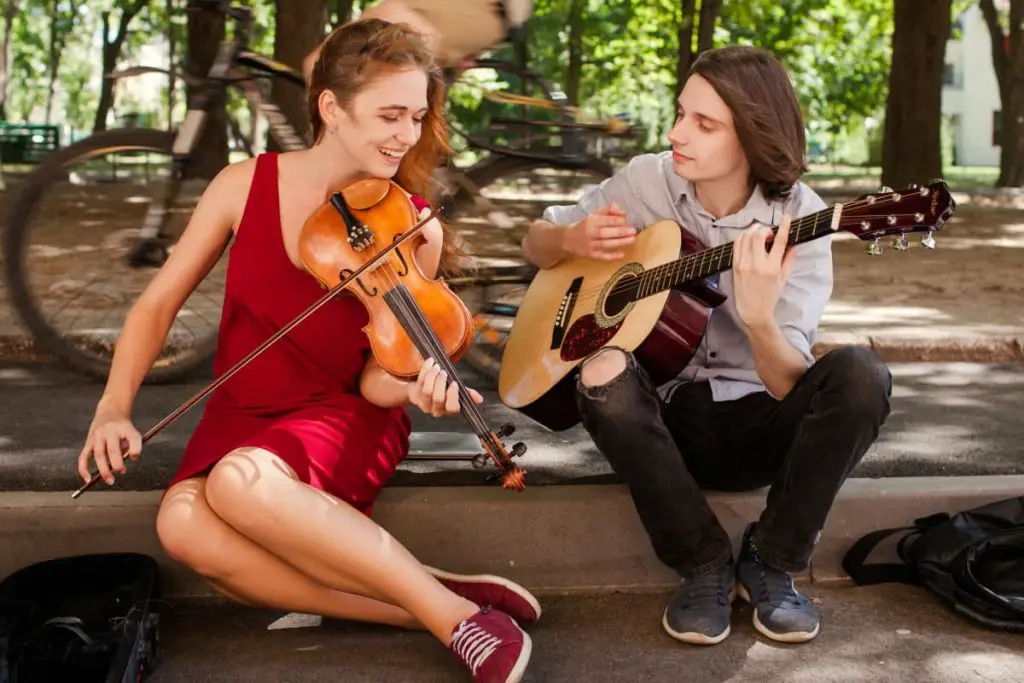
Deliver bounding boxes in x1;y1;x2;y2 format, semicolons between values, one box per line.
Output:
0;553;161;683
842;495;1024;632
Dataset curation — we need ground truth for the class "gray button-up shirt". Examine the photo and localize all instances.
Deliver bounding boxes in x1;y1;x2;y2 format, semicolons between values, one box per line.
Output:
540;151;834;402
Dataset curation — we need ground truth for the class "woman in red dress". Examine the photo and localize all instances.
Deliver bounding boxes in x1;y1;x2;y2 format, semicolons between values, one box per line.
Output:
77;19;533;683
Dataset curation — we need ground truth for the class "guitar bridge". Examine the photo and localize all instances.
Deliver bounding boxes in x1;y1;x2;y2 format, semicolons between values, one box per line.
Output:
551;277;582;349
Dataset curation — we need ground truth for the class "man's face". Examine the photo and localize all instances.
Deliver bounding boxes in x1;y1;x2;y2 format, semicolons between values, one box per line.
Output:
666;74;749;186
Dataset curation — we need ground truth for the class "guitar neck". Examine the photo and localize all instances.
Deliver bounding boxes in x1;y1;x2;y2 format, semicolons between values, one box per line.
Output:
635;204;841;299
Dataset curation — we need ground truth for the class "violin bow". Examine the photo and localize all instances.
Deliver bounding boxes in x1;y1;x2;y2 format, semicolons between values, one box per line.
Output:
72;207;443;499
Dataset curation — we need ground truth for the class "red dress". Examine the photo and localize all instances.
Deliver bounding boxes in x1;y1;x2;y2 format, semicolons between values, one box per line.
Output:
167;152;416;516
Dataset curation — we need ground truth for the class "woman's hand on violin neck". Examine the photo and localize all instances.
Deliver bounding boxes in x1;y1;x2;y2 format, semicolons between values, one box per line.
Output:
407;357;483;418
78;405;143;486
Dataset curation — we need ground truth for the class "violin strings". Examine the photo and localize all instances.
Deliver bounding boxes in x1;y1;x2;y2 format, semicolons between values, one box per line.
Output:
385;269;501;456
371;257;497;448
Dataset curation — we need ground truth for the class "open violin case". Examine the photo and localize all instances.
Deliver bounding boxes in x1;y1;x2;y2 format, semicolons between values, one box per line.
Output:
0;553;160;682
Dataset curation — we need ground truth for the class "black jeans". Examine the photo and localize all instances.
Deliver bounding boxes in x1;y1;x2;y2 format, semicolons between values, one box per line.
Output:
575;346;893;579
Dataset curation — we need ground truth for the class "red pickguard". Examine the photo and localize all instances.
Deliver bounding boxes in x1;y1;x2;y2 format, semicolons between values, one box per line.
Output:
559;315;622;362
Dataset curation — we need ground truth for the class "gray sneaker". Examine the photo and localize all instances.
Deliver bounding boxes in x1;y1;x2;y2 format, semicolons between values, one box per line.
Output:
735;524;820;643
661;561;735;645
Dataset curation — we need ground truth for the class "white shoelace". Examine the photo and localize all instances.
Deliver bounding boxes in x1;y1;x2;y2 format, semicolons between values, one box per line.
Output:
451;619;502;675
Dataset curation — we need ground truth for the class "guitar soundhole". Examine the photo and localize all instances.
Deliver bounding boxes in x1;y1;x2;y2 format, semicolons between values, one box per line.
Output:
559;315;622;362
603;274;637;318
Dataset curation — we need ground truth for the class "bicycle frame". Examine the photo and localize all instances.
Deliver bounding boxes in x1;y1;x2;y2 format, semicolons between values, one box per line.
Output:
127;9;309;266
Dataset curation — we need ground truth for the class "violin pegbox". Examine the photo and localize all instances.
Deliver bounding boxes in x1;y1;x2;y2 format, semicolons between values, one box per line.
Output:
329;192;376;252
839;180;955;256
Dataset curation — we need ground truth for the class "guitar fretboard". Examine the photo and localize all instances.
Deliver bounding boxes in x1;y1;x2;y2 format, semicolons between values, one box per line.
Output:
631;206;838;300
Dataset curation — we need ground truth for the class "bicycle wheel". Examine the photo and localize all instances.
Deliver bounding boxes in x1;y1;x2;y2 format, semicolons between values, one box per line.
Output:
442;153;614;386
2;128;227;383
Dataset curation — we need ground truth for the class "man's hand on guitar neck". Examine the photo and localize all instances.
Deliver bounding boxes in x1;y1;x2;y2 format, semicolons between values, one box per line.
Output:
732;214;811;399
523;203;638;269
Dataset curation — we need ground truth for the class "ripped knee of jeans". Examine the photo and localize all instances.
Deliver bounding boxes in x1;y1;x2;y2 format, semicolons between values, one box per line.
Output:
578;347;631;398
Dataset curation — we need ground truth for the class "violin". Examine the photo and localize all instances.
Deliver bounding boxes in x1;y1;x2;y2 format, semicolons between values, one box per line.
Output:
299;178;527;490
73;176;527;499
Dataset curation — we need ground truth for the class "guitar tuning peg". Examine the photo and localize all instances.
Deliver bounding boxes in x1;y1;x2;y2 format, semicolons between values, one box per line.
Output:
908;183;919;190
878;185;893;193
866;237;883;256
472;453;489;469
497;423;515;439
891;233;910;251
921;230;937;250
510;442;527;459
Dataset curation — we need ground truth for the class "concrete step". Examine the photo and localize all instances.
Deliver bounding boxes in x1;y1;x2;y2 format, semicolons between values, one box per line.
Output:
3;476;1023;600
2;362;1024;495
110;586;1024;682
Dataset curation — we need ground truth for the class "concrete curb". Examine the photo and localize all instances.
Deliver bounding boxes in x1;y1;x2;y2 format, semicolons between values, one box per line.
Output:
812;338;1024;363
3;476;1022;598
2;335;1023;368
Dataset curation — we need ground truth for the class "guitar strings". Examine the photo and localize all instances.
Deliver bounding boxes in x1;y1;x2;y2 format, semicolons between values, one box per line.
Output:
567;205;935;307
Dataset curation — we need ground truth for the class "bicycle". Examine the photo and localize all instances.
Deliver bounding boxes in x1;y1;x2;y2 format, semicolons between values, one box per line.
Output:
1;0;643;385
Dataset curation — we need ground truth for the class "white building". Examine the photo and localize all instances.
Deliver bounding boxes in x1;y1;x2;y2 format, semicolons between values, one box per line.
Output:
942;2;1007;167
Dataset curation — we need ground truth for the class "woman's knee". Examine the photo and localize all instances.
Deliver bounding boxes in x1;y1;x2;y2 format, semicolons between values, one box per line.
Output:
204;447;297;517
156;479;225;577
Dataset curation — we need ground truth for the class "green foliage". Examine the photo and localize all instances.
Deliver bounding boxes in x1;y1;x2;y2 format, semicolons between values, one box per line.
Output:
0;0;956;171
720;0;893;142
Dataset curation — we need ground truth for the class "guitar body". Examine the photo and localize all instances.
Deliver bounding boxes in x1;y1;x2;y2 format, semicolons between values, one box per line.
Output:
498;220;725;431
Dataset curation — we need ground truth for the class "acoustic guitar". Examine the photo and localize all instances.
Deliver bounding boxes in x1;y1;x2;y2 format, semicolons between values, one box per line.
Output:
497;181;956;431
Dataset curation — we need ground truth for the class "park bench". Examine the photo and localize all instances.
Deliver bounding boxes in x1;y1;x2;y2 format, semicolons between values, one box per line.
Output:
0;122;60;165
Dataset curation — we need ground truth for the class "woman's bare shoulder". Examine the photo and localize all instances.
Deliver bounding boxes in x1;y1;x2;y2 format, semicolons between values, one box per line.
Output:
198;157;261;232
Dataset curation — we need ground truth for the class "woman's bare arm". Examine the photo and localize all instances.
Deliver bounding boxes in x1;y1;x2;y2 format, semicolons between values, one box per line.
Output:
96;161;253;418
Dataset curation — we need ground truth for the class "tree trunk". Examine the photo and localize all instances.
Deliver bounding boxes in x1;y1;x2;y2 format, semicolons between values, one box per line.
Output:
881;0;951;190
93;0;149;133
270;0;327;150
980;0;1024;187
696;0;721;53
167;0;177;130
185;5;228;179
45;0;61;124
676;0;697;95
565;0;584;106
676;0;720;95
330;0;354;28
0;0;19;119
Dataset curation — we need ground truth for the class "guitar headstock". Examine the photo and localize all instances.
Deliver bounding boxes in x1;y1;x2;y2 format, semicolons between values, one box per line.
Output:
840;180;955;254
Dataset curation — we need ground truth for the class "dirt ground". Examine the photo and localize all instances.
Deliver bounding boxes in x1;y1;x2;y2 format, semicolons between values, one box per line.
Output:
0;168;1021;370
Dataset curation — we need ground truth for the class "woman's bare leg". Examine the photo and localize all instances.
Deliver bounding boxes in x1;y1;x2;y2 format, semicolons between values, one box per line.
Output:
157;478;423;630
198;447;480;644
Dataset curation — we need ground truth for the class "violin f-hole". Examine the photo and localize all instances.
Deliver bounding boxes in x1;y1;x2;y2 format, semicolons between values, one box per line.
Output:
391;235;410;276
330;192;375;252
339;268;378;296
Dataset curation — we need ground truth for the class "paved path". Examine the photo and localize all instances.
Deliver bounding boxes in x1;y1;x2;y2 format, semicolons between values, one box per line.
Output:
2;361;1022;493
145;585;1024;682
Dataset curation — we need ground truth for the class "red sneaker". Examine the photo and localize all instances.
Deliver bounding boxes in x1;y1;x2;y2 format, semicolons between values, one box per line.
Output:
427;566;542;625
450;608;531;683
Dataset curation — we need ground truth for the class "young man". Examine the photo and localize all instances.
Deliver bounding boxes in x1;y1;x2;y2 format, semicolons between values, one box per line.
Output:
521;45;893;645
304;0;534;79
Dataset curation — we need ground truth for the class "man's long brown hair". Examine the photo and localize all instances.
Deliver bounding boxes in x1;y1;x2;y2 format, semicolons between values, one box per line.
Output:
688;46;808;200
306;19;462;274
